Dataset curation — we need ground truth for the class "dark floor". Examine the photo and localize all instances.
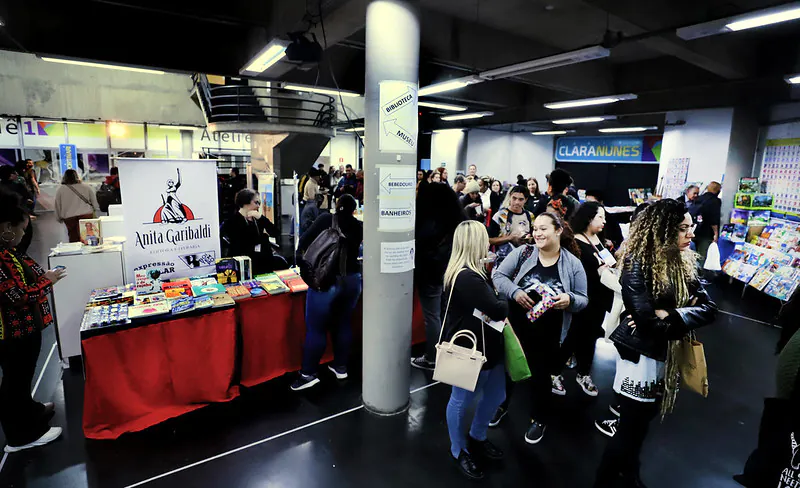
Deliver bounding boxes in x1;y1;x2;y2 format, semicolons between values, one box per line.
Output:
0;212;786;488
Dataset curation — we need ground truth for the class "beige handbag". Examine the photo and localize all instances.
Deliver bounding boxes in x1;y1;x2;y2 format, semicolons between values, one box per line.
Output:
433;270;487;392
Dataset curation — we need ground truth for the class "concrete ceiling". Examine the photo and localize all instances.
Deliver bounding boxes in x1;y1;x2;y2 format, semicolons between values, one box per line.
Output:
0;0;798;132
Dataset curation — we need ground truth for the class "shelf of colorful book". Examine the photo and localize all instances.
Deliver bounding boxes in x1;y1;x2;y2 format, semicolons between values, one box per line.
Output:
721;242;799;302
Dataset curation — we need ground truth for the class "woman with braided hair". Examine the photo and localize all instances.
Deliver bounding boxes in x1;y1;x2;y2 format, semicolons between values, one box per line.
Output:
594;199;717;488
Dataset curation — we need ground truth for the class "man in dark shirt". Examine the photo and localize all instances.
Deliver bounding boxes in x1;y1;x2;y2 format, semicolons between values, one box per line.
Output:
533;168;577;219
690;181;722;263
676;184;700;211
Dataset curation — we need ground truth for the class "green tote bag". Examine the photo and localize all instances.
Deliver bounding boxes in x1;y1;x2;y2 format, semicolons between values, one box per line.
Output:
503;322;531;382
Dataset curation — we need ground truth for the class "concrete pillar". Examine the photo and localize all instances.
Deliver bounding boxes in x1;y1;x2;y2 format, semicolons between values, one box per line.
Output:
362;0;420;415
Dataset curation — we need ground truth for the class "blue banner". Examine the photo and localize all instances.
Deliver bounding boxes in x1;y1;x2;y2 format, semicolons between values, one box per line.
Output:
59;144;78;174
555;136;662;163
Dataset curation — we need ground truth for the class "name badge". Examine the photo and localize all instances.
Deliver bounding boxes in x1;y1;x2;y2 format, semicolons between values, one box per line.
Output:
598;248;617;267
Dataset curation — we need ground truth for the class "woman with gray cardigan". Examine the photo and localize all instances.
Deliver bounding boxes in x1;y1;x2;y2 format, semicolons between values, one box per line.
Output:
489;211;588;445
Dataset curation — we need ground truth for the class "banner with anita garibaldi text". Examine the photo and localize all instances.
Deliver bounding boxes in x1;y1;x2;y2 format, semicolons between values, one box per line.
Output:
117;158;220;283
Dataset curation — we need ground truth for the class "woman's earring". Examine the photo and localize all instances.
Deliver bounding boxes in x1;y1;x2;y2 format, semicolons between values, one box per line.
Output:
0;230;16;243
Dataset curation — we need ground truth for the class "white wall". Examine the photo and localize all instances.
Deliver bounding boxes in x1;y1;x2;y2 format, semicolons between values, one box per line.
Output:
659;108;734;187
430;129;467;171
464;129;554;184
320;133;360;170
0;51;204;124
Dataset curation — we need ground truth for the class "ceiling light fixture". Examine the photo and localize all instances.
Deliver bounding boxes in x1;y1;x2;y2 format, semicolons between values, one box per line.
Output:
531;130;568;135
282;84;361;98
40;56;165;74
419;76;482;97
785;73;800;84
552;116;615;125
544;93;637;110
676;2;800;39
108;122;127;137
418;101;468;112
479;46;610;81
433;129;466;134
441;111;493;121
344;127;364;132
239;39;289;76
598;126;658;133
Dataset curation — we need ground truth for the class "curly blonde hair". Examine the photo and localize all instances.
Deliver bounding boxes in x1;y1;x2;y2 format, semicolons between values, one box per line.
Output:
618;199;697;305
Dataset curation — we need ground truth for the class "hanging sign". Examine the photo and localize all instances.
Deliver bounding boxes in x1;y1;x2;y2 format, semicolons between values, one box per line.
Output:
378;81;418;154
377;164;416;232
555;135;662;163
381;239;415;273
117;159;221;283
59;144;77;174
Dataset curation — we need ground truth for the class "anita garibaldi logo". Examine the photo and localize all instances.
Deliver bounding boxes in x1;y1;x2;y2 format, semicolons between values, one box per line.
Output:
134;168;214;257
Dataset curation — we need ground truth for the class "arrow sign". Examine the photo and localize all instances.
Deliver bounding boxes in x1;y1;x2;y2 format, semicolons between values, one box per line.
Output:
382;119;416;148
382;88;417;116
380;172;416;195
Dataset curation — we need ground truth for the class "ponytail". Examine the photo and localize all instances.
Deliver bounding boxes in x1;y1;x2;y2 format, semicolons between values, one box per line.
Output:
539;211;580;258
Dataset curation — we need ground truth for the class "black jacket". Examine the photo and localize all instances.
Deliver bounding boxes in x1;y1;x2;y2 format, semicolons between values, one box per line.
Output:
299;213;363;275
611;258;717;362
443;269;509;369
458;194;484;221
221;213;279;275
415;184;466;286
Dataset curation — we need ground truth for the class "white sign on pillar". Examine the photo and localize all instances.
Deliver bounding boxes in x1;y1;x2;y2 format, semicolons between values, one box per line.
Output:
378;165;416;232
378;80;418;154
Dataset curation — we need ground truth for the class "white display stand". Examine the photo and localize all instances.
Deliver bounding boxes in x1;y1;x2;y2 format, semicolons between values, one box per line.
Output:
108;204;124;216
49;247;126;359
99;215;125;239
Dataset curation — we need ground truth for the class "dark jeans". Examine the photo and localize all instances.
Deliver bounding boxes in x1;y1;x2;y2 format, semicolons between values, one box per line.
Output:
501;302;562;425
560;308;603;376
417;282;443;362
595;396;660;484
301;273;362;376
0;330;50;447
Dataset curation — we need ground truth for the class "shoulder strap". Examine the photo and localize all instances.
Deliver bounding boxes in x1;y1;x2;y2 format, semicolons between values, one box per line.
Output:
436;269;487;354
67;184;92;207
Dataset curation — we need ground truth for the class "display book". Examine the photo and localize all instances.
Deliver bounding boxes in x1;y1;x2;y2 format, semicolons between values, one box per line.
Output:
734;177;774;211
80;260;309;332
721;217;800;301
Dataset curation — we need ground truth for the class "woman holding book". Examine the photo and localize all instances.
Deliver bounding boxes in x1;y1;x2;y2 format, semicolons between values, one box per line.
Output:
222;189;282;275
490;212;588;445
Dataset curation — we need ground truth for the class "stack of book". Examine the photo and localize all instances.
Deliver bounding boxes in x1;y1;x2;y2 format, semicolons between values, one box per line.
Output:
255;273;291;295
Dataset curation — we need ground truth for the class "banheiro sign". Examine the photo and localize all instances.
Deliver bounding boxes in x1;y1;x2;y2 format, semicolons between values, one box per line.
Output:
117;159;221;283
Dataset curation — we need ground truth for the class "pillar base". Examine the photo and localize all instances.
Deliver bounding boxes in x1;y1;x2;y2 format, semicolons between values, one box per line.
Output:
362;397;410;417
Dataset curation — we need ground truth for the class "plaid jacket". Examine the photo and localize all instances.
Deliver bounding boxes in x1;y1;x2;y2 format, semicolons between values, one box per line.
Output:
0;249;53;340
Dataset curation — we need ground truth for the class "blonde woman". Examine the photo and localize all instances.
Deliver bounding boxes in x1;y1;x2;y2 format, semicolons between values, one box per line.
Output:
442;221;508;480
595;199;717;487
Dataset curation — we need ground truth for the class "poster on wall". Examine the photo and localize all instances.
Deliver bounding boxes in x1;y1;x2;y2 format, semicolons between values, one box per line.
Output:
761;138;800;215
660;157;690;198
117;159;221;283
378;80;418;154
377;164;416;232
255;172;275;222
555;135;662;163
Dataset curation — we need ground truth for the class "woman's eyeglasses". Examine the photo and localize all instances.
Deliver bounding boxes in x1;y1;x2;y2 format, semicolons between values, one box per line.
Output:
678;224;696;234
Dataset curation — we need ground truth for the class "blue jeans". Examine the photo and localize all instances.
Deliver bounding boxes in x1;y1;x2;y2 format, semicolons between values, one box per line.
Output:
446;363;506;459
301;273;362;376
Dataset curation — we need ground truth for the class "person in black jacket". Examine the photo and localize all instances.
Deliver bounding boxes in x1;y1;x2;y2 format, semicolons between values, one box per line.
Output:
595;199;717;488
411;183;466;371
443;221;509;480
458;180;484;222
291;194;363;391
221;189;282;275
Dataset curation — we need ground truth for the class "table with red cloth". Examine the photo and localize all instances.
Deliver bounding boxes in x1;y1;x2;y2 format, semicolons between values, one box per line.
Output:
82;292;426;440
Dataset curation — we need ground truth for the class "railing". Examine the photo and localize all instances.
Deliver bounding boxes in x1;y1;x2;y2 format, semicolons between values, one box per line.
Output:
193;74;336;128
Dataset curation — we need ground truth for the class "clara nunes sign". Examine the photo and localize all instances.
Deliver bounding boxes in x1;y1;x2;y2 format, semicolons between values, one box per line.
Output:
117;159;221;283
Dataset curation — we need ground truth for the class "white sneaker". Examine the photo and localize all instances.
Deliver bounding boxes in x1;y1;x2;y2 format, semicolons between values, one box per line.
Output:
551;375;566;396
4;427;62;453
576;374;599;397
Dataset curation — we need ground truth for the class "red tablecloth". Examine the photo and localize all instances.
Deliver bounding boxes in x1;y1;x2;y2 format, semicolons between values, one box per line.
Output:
237;292;427;387
82;308;240;440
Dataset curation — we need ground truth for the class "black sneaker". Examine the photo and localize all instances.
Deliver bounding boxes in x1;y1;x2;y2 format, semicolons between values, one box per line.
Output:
328;365;348;380
410;356;435;371
468;436;504;461
488;406;507;428
290;373;320;391
524;421;546;445
454;450;484;479
595;418;618;438
609;404;621;417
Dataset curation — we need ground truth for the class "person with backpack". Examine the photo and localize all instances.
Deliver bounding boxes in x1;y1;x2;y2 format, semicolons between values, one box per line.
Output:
96;167;122;213
291;194;363;391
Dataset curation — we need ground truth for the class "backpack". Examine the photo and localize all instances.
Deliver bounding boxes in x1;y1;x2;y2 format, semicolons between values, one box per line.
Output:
96;183;121;213
303;215;347;290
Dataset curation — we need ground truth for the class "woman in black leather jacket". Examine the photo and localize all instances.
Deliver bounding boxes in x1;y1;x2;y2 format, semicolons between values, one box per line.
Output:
595;199;717;488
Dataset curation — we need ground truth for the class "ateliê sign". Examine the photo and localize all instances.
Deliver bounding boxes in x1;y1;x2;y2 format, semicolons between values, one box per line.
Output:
193;129;251;152
117;158;221;282
555;135;662;164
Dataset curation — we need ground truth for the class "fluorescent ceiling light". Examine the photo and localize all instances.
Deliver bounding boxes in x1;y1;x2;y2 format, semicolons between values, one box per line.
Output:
156;125;203;131
419;76;482;97
531;130;568;135
433;129;466;134
544;93;637;110
441;111;493;121
677;2;800;39
598;126;658;133
785;73;800;84
240;40;288;75
552;116;615;125
418;101;468;111
726;6;800;31
479;46;610;81
344;127;364;132
40;56;164;74
283;84;361;98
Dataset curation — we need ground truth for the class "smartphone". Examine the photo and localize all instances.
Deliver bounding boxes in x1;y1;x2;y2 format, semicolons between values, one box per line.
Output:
54;266;66;271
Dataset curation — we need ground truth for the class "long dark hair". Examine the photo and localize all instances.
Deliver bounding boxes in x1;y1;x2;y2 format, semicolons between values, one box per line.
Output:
570;201;603;235
62;169;81;185
536;211;580;257
0;187;29;226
